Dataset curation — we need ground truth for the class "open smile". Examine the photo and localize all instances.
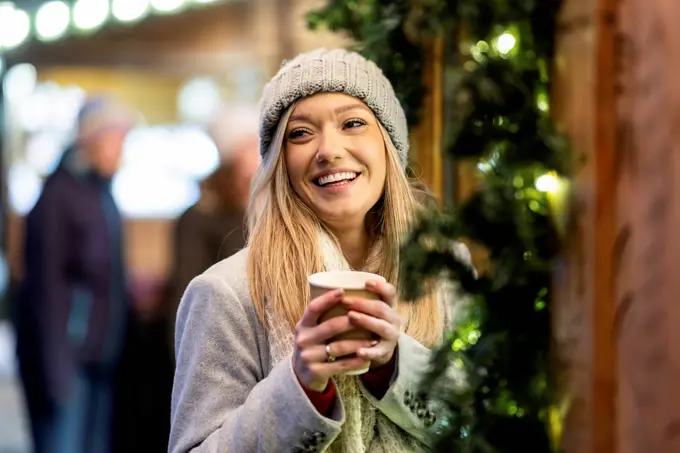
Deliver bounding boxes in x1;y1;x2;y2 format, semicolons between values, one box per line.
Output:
312;171;361;192
312;171;361;189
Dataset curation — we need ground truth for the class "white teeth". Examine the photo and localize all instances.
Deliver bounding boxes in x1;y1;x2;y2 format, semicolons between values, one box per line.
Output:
317;172;357;186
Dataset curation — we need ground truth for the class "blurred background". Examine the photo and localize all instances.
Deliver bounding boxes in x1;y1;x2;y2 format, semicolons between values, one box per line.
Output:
0;1;353;452
1;1;677;453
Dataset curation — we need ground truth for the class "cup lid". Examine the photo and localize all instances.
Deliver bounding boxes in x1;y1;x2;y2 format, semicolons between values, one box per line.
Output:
308;270;386;290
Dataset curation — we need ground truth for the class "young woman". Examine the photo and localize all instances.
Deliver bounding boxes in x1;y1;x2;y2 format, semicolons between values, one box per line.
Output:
169;48;471;452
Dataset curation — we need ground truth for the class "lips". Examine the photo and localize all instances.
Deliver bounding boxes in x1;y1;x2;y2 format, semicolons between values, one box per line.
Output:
313;171;360;187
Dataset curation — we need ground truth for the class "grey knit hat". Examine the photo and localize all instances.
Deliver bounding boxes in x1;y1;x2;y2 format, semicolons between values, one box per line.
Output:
258;48;409;168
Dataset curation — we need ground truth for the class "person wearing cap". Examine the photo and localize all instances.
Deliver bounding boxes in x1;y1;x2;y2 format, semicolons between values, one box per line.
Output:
15;96;137;453
166;104;260;345
169;49;472;452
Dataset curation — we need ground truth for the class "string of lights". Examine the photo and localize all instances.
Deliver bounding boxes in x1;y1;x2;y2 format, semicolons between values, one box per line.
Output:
0;0;228;53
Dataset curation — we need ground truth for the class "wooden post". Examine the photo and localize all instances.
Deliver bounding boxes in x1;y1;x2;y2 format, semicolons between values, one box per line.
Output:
413;36;445;202
555;0;680;451
551;0;618;452
593;1;618;452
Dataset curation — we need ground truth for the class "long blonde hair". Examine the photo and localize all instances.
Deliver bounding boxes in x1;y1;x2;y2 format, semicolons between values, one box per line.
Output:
246;103;441;347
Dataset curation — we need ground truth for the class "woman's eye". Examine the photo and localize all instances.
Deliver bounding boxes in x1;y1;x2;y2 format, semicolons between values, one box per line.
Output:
343;119;366;129
288;129;309;140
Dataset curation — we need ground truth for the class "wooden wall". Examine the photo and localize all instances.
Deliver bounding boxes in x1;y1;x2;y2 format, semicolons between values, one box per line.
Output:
38;67;183;124
554;0;680;452
552;0;617;451
613;0;680;451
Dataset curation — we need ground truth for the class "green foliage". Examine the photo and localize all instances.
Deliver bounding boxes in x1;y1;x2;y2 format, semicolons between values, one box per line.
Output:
307;0;428;126
308;1;569;452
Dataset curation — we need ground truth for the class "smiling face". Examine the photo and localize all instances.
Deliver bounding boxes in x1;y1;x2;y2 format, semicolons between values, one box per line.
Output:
284;92;387;231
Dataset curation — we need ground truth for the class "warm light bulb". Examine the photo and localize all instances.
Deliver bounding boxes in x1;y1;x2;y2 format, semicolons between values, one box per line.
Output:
0;4;31;49
112;0;150;22
477;161;492;173
496;32;516;54
36;1;71;41
535;172;560;193
151;0;185;13
536;92;550;112
73;0;109;31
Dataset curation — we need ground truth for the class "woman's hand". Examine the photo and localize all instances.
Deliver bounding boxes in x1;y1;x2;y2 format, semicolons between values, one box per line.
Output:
293;289;376;392
343;280;402;368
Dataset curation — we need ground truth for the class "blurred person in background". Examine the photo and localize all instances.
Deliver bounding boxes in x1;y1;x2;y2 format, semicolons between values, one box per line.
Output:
109;104;260;453
14;97;137;453
166;104;260;339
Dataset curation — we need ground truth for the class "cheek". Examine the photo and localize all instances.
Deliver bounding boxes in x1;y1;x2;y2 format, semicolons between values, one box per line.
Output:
365;145;387;184
370;167;387;201
104;147;122;166
99;137;123;160
284;151;308;190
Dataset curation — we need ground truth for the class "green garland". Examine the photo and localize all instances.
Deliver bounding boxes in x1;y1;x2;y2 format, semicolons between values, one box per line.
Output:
308;1;570;452
307;0;428;127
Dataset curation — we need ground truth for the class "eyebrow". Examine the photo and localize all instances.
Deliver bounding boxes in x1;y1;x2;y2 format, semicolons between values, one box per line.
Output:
288;102;372;124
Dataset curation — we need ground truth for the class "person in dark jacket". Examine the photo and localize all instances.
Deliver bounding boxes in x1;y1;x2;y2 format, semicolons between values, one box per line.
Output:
166;104;260;343
14;96;137;453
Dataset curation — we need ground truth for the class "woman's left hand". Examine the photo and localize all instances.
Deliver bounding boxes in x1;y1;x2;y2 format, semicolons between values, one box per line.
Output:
342;279;402;368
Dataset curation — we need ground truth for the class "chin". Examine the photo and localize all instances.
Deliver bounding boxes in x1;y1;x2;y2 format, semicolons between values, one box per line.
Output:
302;183;381;229
316;205;370;228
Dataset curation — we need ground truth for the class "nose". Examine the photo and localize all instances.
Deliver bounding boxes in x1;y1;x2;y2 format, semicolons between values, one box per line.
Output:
315;128;343;164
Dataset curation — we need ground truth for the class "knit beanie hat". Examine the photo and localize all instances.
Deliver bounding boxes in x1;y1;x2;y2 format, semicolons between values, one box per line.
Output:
77;96;140;144
258;48;409;168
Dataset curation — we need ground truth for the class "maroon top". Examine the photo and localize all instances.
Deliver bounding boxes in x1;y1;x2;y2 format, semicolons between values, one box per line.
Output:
301;353;397;416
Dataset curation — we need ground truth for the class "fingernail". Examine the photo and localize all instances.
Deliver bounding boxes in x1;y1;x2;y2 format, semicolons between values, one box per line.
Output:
366;280;376;288
333;289;344;296
348;311;360;320
370;339;379;346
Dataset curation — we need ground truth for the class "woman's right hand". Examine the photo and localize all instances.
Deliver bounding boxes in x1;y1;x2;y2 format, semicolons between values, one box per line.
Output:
293;289;375;392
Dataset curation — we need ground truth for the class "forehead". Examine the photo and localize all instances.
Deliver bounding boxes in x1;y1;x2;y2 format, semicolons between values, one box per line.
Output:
99;127;130;141
88;128;129;151
290;92;373;119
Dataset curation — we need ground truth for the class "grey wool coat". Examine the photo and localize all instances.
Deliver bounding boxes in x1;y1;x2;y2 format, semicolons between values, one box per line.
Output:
169;249;445;452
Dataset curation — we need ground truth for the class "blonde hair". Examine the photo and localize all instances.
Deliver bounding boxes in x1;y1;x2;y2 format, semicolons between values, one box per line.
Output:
246;103;441;347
